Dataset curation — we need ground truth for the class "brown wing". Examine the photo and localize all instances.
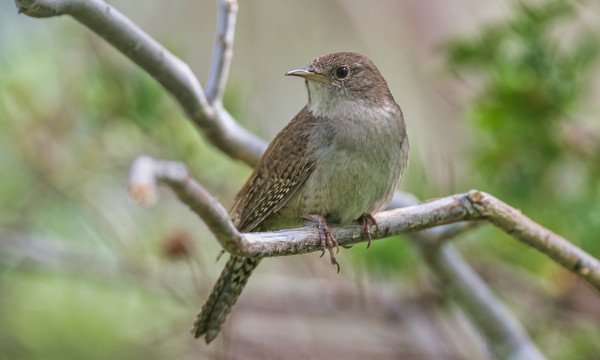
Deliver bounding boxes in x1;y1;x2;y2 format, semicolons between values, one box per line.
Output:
231;106;317;232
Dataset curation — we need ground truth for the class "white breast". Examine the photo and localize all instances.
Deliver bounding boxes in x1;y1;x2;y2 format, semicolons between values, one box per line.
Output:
290;102;408;224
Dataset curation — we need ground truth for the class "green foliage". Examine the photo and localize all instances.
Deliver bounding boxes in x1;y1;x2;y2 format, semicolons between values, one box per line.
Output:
0;272;183;360
350;236;421;278
446;0;600;254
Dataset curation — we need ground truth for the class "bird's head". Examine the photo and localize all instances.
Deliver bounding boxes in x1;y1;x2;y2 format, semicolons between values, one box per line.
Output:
285;52;393;117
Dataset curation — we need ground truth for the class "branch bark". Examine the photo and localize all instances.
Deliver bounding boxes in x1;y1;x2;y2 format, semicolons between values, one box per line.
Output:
129;156;600;292
15;0;266;166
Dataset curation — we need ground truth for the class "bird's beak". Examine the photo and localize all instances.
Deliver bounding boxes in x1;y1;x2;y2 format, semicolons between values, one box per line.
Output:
285;67;332;83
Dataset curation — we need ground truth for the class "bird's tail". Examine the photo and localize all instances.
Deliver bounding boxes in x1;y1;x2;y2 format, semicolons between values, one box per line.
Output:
192;255;261;344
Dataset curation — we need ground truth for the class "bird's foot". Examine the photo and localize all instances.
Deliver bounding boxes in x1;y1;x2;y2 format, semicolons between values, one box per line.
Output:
359;213;379;249
306;214;340;273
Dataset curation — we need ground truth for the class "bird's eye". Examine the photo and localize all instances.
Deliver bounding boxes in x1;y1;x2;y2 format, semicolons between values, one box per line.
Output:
335;66;349;79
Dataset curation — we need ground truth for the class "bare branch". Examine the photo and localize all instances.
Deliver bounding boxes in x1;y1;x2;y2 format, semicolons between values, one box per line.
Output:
389;192;483;245
15;0;266;166
205;0;238;104
128;156;600;291
129;156;248;256
471;191;600;288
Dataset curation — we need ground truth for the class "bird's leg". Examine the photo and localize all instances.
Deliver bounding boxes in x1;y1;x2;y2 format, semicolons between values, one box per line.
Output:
359;213;379;249
305;214;340;273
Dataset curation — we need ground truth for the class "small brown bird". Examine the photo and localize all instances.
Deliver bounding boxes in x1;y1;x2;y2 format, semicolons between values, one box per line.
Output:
192;52;409;343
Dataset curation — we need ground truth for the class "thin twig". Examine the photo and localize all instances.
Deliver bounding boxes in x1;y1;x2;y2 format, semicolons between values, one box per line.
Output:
128;156;600;291
14;0;266;166
205;0;238;103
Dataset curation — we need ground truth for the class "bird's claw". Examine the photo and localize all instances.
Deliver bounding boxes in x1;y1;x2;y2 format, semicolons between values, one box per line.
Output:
360;214;379;249
306;214;340;273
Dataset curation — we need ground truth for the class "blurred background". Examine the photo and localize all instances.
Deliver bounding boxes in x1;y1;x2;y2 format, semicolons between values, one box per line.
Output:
1;0;600;359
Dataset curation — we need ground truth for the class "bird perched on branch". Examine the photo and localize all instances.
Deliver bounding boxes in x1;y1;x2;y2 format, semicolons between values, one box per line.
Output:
192;52;409;343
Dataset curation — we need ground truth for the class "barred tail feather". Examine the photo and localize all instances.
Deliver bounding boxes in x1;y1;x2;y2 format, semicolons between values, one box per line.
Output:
192;255;261;344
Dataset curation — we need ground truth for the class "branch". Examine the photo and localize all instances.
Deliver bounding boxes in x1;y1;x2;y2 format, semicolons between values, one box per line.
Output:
205;0;238;104
129;156;247;256
14;0;266;166
387;191;483;246
128;156;600;292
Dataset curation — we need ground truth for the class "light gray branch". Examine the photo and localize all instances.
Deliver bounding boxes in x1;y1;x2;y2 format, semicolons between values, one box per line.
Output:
205;0;238;103
129;156;600;292
15;0;266;166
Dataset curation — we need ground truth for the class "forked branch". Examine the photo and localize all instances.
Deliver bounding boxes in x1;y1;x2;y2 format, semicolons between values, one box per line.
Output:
129;156;600;292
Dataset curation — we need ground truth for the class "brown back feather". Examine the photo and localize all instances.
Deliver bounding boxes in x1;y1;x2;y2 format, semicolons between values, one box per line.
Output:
231;106;317;232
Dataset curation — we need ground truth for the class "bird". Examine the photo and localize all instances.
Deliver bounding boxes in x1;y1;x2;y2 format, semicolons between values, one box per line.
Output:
192;52;409;344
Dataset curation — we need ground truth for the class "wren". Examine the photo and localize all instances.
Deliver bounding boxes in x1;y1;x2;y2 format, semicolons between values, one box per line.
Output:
193;52;409;343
